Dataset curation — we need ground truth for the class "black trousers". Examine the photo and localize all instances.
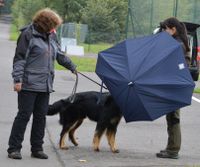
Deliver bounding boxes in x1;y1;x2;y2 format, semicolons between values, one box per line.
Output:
7;90;49;153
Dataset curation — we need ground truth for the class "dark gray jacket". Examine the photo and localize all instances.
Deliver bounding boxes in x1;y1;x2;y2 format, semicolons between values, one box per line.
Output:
12;24;76;93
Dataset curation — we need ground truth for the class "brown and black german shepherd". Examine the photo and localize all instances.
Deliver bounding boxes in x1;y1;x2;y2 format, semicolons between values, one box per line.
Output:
47;91;122;153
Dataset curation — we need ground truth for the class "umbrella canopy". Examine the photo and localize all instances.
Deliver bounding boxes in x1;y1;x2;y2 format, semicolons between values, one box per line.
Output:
96;32;195;122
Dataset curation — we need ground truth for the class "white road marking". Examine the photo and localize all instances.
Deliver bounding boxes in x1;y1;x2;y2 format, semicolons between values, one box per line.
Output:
192;96;200;103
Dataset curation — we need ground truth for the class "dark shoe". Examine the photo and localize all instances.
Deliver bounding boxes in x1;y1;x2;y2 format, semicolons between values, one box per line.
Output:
160;149;168;153
156;151;179;159
31;151;48;159
8;151;22;160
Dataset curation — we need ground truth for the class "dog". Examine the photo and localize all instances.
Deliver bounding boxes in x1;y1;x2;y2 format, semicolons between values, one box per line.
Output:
47;91;122;153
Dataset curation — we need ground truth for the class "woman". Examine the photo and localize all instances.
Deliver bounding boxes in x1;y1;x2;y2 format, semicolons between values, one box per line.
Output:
156;17;190;159
7;8;77;160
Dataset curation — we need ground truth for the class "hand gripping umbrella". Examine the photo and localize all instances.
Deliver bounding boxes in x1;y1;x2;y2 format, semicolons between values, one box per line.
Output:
95;32;195;122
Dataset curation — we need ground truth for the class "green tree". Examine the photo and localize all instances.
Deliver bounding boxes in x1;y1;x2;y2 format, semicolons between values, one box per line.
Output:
49;0;87;23
12;0;87;27
82;0;116;43
12;0;45;29
0;0;13;14
107;0;128;36
82;0;128;43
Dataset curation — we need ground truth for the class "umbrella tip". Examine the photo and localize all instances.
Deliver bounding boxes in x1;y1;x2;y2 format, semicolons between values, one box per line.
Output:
128;82;134;87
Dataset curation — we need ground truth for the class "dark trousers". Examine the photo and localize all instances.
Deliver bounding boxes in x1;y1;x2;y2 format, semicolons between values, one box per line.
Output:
166;109;181;153
7;90;49;153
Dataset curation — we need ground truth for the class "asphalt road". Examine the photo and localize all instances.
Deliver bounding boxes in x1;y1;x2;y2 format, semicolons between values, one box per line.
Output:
0;15;200;167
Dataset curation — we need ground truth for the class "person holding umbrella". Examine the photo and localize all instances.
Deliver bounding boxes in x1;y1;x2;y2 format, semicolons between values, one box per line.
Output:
96;16;194;158
7;8;77;160
156;17;191;159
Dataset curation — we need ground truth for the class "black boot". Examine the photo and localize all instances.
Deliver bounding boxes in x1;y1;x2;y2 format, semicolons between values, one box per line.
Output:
31;151;48;159
8;151;22;160
156;151;179;159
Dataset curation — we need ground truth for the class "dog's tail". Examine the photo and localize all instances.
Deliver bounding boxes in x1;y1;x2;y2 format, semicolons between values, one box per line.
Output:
47;99;69;116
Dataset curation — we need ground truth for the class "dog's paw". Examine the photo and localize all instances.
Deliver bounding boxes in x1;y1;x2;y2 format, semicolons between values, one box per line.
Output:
112;149;120;153
69;139;79;146
74;143;78;146
94;148;100;152
60;146;69;150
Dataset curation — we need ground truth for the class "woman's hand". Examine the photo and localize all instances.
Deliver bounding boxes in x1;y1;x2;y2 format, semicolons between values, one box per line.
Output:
14;83;22;92
72;69;78;75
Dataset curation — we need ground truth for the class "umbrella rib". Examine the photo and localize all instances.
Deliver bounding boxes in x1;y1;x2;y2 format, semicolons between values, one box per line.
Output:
137;87;191;104
135;45;180;80
124;87;131;116
99;54;128;81
125;40;131;80
136;91;189;121
127;35;159;80
115;85;129;102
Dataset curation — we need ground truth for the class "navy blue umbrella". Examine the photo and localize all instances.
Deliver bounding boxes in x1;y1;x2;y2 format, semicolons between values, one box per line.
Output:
95;32;195;122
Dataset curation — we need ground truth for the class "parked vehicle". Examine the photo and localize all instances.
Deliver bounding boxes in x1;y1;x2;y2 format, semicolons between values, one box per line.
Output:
183;22;200;81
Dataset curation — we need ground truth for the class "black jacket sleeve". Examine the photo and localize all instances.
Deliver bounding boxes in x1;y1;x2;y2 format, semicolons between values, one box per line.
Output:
49;32;77;72
12;30;31;83
56;50;77;72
